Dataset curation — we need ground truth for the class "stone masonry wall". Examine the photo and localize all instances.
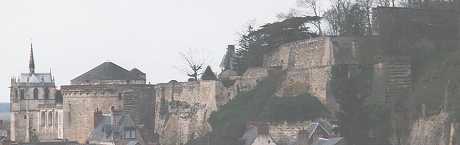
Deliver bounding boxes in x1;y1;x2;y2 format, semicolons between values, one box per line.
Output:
62;84;154;143
262;37;380;112
217;67;269;107
154;80;220;145
268;121;312;145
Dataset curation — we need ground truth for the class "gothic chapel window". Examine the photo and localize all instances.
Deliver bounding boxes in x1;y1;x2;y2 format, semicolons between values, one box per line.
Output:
54;112;58;127
44;87;49;99
20;89;25;100
48;112;53;127
14;89;18;101
41;112;46;127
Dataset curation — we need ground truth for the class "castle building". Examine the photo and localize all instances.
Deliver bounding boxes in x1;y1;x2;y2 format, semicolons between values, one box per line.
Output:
61;62;155;144
9;45;64;143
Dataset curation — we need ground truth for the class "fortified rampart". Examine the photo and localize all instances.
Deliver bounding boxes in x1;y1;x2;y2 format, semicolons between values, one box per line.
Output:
218;67;269;106
154;80;221;145
262;37;380;112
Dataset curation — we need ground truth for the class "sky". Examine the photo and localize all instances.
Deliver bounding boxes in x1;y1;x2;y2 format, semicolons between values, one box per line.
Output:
0;0;331;102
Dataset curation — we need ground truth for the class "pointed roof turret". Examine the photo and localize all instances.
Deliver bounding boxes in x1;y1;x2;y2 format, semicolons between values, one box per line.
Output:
29;43;35;74
201;66;217;80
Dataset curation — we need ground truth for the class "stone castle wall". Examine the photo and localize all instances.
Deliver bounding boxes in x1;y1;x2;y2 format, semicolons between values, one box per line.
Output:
218;67;269;107
261;37;381;112
154;80;221;145
61;84;154;143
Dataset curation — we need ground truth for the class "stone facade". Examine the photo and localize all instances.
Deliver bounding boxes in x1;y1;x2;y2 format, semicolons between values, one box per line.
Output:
10;47;64;143
61;62;154;144
268;121;313;145
153;80;221;145
261;37;380;112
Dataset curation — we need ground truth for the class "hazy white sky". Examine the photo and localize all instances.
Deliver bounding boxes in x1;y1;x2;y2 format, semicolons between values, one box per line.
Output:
0;0;331;102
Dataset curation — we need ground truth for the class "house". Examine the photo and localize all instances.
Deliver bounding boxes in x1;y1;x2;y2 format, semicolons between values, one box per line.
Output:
88;108;144;145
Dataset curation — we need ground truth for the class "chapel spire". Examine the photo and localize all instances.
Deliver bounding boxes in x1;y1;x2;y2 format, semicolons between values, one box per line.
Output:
29;43;35;74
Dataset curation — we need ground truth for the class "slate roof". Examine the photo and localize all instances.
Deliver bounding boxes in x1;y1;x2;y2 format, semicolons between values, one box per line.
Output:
71;62;144;83
130;68;145;76
241;126;258;145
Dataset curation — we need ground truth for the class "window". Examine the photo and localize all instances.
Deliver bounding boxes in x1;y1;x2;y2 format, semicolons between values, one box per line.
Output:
48;112;53;127
33;88;39;99
68;104;72;125
44;87;49;99
14;89;18;98
125;127;136;139
41;112;46;127
54;112;59;127
20;89;25;100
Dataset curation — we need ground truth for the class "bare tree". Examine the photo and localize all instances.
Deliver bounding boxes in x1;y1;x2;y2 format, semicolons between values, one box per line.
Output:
297;0;323;35
357;0;374;35
179;48;206;81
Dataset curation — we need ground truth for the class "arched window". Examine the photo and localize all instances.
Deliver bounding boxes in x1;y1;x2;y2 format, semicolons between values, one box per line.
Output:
44;87;50;99
48;112;53;127
41;112;46;127
14;89;18;101
55;91;63;103
33;88;39;99
20;89;25;100
54;112;59;127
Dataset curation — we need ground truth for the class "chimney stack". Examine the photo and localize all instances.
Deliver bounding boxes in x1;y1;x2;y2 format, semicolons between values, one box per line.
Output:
93;108;103;127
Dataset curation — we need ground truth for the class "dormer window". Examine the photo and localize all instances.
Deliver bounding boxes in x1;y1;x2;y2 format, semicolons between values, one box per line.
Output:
124;127;136;139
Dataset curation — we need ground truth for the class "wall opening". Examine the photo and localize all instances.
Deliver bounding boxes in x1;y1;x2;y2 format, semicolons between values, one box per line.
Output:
33;88;38;99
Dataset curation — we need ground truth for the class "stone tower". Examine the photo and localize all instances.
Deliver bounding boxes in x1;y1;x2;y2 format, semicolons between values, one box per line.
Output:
10;44;64;143
61;62;155;144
